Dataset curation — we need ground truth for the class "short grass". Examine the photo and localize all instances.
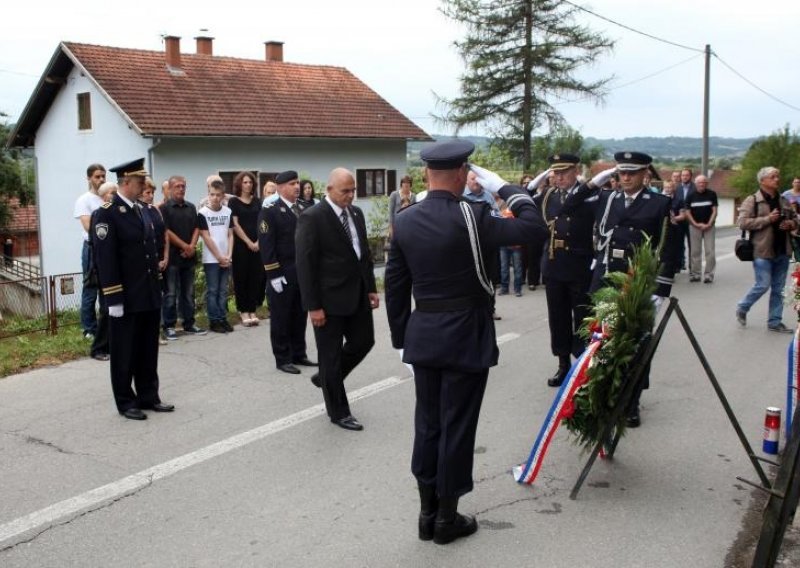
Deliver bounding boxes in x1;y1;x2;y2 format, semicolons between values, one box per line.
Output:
0;325;88;378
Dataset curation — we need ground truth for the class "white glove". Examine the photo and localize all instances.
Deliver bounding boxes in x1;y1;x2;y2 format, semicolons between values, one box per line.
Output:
527;169;552;192
397;348;415;377
270;276;288;293
469;164;507;194
590;167;617;188
108;304;124;318
650;295;665;310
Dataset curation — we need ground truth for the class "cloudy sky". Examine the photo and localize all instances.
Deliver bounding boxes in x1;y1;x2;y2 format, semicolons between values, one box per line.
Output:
2;0;799;140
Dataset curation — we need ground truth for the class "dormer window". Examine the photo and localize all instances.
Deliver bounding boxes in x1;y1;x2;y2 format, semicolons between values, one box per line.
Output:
77;92;92;130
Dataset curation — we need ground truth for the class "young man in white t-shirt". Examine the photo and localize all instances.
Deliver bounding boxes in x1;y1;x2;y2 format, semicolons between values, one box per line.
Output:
197;181;234;333
73;163;106;339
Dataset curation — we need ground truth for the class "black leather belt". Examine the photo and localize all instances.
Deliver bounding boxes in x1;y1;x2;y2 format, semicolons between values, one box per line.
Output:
415;295;490;313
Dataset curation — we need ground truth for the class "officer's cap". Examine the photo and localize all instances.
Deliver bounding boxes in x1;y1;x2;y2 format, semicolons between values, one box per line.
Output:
275;170;298;184
614;151;652;171
109;158;148;180
548;153;580;171
420;140;475;170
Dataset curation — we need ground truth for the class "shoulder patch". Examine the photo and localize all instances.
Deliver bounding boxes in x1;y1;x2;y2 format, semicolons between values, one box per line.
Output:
259;219;269;234
101;202;112;209
95;223;109;240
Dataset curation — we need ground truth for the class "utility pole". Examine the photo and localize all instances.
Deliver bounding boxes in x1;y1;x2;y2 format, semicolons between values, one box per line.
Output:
702;44;711;176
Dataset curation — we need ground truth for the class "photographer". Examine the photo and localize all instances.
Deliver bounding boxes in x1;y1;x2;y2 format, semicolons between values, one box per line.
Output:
735;166;799;333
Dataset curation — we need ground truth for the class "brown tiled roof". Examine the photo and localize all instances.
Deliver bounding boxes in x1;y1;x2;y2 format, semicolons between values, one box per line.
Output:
10;42;430;146
4;198;37;234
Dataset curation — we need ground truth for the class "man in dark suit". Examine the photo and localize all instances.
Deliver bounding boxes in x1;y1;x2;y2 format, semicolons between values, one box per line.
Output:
533;153;596;387
92;158;174;420
258;170;315;374
672;167;696;271
295;168;378;432
385;140;548;545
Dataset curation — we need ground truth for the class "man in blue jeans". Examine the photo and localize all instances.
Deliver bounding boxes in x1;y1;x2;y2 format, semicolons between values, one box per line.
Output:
736;166;798;333
73;163;106;339
159;175;206;339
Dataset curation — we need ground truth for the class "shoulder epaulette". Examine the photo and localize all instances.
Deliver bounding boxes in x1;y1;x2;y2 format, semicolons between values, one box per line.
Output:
101;202;112;209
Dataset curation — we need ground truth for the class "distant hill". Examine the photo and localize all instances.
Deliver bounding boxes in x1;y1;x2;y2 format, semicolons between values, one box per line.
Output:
409;135;757;161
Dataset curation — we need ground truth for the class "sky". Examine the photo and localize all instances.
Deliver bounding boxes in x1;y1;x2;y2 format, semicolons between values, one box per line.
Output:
2;0;799;141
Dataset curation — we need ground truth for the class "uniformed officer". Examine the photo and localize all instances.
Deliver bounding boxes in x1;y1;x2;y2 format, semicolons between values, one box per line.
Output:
573;151;678;427
92;158;174;420
385;140;548;545
258;170;316;374
532;153;596;387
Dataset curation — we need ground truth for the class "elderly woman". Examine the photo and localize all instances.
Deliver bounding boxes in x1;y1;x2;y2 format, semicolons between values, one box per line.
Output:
388;175;416;239
230;171;266;326
262;180;279;206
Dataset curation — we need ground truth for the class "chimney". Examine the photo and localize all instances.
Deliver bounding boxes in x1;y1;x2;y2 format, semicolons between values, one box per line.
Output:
164;36;181;69
195;35;213;56
265;41;284;62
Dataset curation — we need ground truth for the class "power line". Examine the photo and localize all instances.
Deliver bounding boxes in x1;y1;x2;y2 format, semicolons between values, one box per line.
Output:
554;52;703;105
712;53;800;113
0;68;39;78
562;0;705;54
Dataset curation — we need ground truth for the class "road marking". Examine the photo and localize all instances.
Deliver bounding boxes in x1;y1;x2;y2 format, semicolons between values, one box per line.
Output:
0;332;525;548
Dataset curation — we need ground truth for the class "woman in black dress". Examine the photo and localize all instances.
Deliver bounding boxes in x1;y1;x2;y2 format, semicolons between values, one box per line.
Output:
229;171;266;326
297;179;317;209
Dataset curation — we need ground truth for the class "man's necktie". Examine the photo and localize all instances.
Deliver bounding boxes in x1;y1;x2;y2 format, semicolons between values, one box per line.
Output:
559;189;567;204
291;203;300;218
340;210;352;242
625;196;634;209
133;202;144;222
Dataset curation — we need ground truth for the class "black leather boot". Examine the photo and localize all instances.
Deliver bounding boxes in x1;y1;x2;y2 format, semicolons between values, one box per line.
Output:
418;483;438;541
547;355;571;387
433;496;478;545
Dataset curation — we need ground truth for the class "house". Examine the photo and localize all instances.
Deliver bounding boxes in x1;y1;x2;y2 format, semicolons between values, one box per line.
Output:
2;197;39;262
9;37;430;276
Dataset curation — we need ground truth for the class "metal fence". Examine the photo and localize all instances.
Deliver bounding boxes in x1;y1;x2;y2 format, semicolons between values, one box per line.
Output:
0;272;82;339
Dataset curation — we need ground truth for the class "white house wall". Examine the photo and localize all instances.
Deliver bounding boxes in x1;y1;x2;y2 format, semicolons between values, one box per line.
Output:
150;137;407;206
35;65;148;276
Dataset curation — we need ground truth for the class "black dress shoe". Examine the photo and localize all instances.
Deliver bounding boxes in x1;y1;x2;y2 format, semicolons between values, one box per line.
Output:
151;402;175;412
91;352;110;361
626;407;641;428
310;373;321;388
331;415;364;431
278;363;301;375
433;513;478;545
547;368;568;388
121;408;146;420
293;357;318;366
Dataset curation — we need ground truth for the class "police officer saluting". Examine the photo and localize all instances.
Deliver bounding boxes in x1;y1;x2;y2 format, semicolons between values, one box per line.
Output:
531;153;596;387
92;158;174;420
385;140;547;544
573;151;678;427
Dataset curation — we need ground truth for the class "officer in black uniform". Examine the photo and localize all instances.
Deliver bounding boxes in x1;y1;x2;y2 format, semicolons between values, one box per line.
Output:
571;151;678;427
92;158;174;420
258;170;316;375
385;140;547;545
533;153;596;387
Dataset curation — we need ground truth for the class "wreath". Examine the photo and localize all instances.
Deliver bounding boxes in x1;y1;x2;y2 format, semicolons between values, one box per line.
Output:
563;242;659;450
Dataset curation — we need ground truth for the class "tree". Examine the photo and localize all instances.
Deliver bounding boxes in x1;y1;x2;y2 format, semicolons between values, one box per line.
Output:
0;114;33;230
731;125;800;198
438;0;614;170
526;125;603;172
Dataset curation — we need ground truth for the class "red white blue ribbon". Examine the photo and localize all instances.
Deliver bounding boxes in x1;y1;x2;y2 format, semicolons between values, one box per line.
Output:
513;336;603;485
787;327;800;439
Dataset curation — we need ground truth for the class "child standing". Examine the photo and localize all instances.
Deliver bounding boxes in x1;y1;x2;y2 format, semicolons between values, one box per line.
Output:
198;181;234;333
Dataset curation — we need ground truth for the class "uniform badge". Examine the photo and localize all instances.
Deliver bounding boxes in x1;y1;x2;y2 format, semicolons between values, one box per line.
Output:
95;223;109;240
259;220;269;234
280;207;286;213
119;206;127;213
624;152;632;159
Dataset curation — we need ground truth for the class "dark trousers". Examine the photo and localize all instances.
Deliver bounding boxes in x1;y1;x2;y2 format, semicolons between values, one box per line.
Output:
545;272;592;358
265;282;307;366
313;297;374;420
232;244;265;313
527;240;544;286
162;264;196;329
109;308;162;413
80;241;98;335
412;366;489;498
91;293;109;357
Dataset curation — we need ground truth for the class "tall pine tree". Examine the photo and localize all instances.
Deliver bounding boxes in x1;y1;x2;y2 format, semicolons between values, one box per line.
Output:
439;0;614;170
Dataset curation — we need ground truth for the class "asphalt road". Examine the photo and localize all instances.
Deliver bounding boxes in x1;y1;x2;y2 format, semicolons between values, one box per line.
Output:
0;228;797;567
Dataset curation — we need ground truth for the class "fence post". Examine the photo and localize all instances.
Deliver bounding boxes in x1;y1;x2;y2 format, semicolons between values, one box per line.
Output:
48;276;57;335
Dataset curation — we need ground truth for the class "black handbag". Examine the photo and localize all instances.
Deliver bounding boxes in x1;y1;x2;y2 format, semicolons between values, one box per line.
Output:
735;230;754;261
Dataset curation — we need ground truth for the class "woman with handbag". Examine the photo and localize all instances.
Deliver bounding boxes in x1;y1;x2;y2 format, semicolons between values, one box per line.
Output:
735;167;798;333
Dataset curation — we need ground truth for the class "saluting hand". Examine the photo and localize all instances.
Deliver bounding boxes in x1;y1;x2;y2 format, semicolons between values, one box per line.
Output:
469;164;507;194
